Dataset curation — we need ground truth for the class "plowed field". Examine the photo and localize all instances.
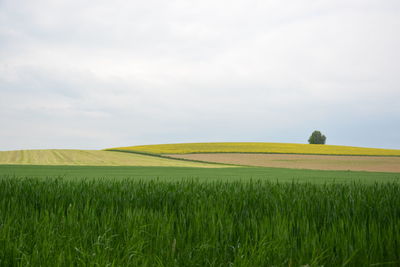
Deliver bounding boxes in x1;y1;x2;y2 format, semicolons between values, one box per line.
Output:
167;153;400;172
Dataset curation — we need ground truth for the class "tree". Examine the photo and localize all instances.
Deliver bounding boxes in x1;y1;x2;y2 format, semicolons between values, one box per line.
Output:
308;130;326;144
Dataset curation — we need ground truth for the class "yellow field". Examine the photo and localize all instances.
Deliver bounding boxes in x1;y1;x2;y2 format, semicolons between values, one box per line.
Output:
0;149;228;167
110;142;400;156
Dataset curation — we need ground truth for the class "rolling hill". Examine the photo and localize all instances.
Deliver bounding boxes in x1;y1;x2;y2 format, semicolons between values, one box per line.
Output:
107;142;400;172
108;142;400;156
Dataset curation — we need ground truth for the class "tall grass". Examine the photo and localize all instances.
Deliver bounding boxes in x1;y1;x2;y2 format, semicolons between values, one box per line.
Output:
0;177;399;266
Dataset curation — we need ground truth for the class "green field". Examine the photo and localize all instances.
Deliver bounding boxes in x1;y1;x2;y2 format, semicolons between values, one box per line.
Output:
1;149;400;266
1;164;400;183
1;171;399;266
1;165;400;266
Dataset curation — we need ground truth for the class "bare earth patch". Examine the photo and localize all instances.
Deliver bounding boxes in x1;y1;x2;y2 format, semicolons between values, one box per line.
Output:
167;153;400;173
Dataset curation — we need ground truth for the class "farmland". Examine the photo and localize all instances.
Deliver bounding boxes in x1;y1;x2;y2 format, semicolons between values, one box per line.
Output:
1;143;400;266
1;165;400;183
0;149;225;168
168;153;400;173
0;171;399;266
110;142;400;156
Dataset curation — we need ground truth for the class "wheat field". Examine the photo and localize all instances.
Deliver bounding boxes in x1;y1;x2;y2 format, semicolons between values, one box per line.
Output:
1;177;399;266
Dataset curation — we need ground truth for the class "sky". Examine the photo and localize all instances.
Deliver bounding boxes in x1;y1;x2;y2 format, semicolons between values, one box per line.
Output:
1;0;399;150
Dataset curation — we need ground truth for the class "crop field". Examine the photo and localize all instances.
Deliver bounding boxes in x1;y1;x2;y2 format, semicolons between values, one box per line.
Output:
0;149;225;168
0;172;399;266
168;153;400;173
1;165;400;183
1;144;400;266
109;142;400;156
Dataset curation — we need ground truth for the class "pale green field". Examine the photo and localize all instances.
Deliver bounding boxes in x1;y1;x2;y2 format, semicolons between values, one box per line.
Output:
0;149;227;167
110;142;400;156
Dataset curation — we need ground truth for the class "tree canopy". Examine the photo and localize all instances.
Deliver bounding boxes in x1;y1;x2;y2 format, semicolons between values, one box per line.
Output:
308;130;326;144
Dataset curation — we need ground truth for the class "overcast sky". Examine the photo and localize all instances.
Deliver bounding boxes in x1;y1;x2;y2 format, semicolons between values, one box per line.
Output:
1;0;399;150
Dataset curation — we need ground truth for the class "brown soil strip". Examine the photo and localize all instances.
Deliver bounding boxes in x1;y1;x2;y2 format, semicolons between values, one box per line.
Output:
167;153;400;173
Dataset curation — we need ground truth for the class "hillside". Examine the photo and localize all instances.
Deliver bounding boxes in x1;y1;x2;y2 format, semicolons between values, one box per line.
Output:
167;153;400;173
0;149;228;168
108;142;400;156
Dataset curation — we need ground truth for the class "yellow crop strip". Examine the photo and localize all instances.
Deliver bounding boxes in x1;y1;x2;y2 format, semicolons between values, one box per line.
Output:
110;142;400;156
0;149;231;167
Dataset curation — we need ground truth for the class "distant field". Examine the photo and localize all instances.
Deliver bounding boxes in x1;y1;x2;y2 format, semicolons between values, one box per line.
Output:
168;153;400;173
109;142;400;156
0;149;226;168
1;165;399;184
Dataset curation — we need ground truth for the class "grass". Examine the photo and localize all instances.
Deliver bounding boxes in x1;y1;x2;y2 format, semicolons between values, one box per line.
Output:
1;165;399;265
0;176;399;266
1;164;400;183
109;142;400;156
0;149;226;168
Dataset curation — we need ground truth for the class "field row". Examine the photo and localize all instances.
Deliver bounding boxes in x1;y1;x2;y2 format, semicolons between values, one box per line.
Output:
1;165;399;183
2;148;400;173
110;142;400;156
0;149;225;168
168;153;400;173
